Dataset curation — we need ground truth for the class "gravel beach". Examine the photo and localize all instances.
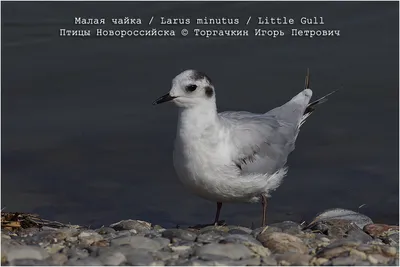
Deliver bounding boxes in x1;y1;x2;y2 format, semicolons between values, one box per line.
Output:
1;209;399;266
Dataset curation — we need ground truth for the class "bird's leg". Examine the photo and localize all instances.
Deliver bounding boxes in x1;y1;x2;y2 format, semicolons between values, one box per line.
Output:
214;202;222;225
261;195;268;227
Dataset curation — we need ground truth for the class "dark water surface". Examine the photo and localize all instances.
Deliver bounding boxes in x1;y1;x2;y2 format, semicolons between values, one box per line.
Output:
2;1;399;228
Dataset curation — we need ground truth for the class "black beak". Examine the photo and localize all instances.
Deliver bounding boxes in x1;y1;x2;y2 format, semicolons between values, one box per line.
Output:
152;93;176;105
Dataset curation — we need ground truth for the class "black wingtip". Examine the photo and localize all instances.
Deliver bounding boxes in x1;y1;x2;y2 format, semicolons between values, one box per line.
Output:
304;68;310;89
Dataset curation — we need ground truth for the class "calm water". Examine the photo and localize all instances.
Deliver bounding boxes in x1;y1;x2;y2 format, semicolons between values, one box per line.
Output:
1;1;399;228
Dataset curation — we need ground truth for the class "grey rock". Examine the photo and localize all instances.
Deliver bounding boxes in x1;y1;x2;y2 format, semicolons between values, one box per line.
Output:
227;226;253;235
221;233;262;246
110;235;167;251
257;232;308;254
317;246;351;259
96;227;117;235
383;233;400;246
198;225;229;234
227;229;251;235
66;257;103;266
178;259;215;266
198;254;233;261
346;227;373;243
126;251;157;266
269;221;302;235
307;208;373;229
252;226;282;238
260;256;278;266
325;239;361;249
4;245;49;262
78;231;104;246
275;252;312;265
99;251;127;266
354;260;372;266
197;231;227;243
48;252;68;265
226;257;261;266
64;247;90;260
153;251;179;262
10;259;49;266
162;229;197;241
110;219;151;233
331;256;358;265
195;243;253;260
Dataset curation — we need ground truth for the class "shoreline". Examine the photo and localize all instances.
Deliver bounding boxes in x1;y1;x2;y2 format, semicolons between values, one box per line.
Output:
1;209;399;266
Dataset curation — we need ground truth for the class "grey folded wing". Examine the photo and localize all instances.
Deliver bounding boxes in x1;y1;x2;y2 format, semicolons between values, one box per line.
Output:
218;111;300;174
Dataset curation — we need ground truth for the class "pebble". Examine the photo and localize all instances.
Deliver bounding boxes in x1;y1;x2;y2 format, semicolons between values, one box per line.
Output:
196;231;227;243
220;233;262;246
3;245;49;262
363;224;399;238
275;252;312;265
161;229;197;241
10;259;49;266
269;221;302;235
110;219;152;233
110;235;169;251
257;232;308;254
195;243;253;260
308;208;374;229
66;257;103;266
331;255;358;265
261;256;278;266
78;231;104;246
99;251;126;265
2;213;398;266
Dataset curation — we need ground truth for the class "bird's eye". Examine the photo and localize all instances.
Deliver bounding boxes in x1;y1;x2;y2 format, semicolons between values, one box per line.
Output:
186;84;197;92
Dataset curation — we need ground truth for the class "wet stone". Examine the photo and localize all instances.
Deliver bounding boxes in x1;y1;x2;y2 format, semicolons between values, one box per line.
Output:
269;221;302;235
354;260;372;266
198;225;229;234
317;246;351;259
162;229;197;241
309;209;374;229
258;232;308;254
227;226;253;234
346;227;373;243
364;224;399;238
96;227;117;235
252;226;282;238
275;252;312;265
246;243;271;257
110;219;152;233
99;251;127;266
220;233;262;246
10;259;49;266
195;243;253;260
227;229;251;235
4;245;50;262
125;250;157;266
78;231;104;246
110;235;168;251
196;231;227;243
66;257;103;266
367;253;391;264
260;256;278;266
331;255;358;266
48;252;68;265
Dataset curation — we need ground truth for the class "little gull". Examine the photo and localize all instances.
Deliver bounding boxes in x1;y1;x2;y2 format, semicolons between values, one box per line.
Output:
153;69;336;226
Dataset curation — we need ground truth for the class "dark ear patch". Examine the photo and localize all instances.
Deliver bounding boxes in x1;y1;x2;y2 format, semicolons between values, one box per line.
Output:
205;86;214;98
191;70;212;84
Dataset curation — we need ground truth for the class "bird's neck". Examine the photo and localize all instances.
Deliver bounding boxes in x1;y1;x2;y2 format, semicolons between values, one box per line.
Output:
177;102;218;137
